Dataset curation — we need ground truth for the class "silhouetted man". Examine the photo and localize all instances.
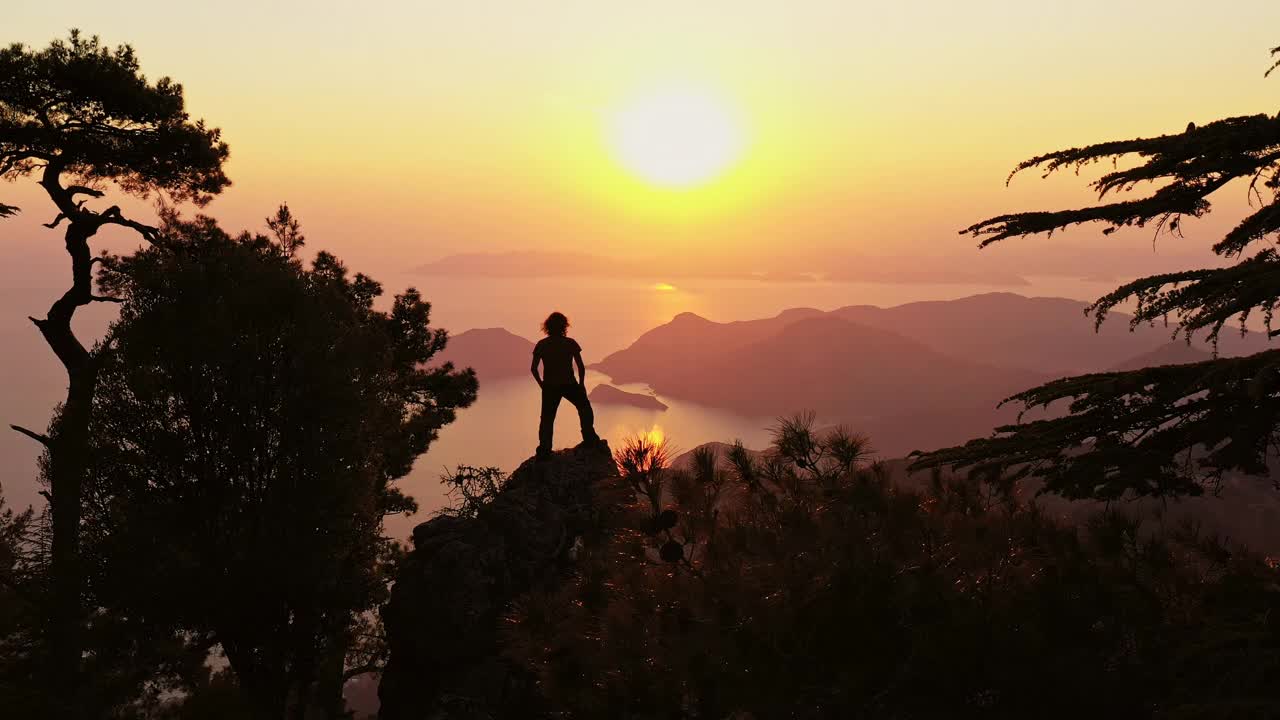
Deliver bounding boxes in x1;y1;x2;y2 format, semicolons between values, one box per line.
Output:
532;311;601;459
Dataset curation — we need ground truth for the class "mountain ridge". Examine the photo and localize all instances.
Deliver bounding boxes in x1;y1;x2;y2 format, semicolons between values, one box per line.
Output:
598;291;1274;380
588;292;1277;455
433;327;536;383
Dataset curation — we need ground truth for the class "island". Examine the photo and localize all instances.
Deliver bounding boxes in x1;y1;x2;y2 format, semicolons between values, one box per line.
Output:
588;384;669;411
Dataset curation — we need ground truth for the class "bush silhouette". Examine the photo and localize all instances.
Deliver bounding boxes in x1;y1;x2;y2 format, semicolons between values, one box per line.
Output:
501;418;1280;718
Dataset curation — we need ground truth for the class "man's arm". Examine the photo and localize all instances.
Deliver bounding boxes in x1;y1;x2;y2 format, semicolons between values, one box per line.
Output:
530;354;543;388
574;351;586;387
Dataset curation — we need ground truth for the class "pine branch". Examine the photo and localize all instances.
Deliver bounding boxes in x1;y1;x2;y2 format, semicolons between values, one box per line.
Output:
965;179;1221;246
97;206;169;250
911;352;1280;499
934;45;1280;505
65;185;103;200
10;424;50;447
1006;114;1280;185
1217;200;1280;255
1087;248;1280;346
968;114;1280;248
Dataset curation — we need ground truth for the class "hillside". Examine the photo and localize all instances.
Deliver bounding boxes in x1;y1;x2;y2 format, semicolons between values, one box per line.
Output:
592;293;1276;454
594;307;824;385
435;437;1280;719
599;314;1044;455
672;440;1280;555
831;292;1270;374
1107;341;1212;371
594;293;1207;389
594;293;1273;383
652;315;1042;417
434;327;535;383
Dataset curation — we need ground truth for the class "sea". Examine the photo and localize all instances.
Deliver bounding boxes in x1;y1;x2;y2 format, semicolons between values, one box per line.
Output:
1;274;1122;540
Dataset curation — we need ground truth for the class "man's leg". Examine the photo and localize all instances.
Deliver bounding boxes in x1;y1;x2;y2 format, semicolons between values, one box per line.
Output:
538;385;562;453
563;383;599;443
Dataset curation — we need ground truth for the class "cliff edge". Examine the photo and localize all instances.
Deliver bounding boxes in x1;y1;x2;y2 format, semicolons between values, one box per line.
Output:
378;442;620;719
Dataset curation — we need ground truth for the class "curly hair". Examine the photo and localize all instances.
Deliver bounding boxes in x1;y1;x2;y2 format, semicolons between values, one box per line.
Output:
542;311;569;336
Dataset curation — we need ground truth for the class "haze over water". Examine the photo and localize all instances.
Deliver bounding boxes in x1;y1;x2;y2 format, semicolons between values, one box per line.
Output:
5;1;1280;537
405;273;1127;361
4;272;1122;540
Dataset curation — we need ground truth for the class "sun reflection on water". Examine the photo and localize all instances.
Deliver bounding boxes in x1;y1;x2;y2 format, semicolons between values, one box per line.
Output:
608;422;667;450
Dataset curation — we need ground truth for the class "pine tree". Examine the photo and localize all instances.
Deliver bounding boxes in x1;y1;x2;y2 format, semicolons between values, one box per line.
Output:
912;46;1280;500
0;31;229;714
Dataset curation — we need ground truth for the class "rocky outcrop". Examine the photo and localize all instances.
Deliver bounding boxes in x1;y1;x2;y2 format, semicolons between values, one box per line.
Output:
378;442;621;720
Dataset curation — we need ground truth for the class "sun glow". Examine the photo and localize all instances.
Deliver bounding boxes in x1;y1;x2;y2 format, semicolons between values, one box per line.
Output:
607;87;745;189
641;425;666;446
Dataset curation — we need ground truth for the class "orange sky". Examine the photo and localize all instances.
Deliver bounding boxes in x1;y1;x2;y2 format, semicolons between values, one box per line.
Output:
4;2;1280;286
6;2;1280;530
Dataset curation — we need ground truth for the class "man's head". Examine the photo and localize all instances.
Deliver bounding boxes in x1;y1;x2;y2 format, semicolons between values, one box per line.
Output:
542;311;569;337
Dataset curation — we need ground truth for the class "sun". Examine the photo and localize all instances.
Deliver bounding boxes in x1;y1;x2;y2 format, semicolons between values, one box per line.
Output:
607;88;745;189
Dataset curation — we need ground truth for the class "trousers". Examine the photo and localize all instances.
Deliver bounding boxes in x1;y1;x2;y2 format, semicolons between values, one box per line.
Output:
539;383;598;451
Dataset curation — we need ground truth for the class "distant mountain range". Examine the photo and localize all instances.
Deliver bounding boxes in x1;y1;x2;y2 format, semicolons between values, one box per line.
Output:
596;292;1269;381
1107;342;1212;372
432;293;1275;457
828;292;1266;375
590;293;1275;455
602;312;1044;421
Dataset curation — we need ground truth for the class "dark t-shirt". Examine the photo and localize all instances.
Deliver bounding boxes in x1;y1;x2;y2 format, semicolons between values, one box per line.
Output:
533;335;582;386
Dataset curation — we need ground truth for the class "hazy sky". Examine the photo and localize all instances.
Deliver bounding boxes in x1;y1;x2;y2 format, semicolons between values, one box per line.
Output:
4;2;1280;284
5;1;1280;525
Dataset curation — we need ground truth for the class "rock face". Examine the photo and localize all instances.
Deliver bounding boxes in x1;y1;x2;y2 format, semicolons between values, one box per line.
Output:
588;383;668;410
378;442;620;719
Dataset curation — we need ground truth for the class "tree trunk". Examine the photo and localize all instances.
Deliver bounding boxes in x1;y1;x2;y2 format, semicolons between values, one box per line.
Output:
36;219;100;716
285;619;321;720
312;628;353;720
222;638;290;719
